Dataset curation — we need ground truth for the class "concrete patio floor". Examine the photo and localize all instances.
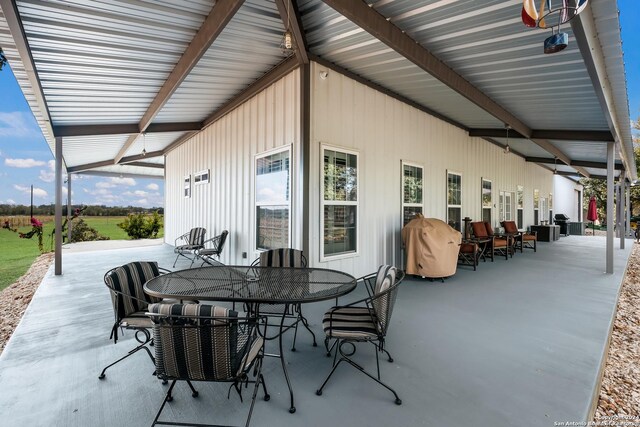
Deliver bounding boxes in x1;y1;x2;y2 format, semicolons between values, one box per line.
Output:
0;236;633;427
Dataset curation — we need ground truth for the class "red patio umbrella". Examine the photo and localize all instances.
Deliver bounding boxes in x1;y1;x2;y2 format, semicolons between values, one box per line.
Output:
587;196;598;235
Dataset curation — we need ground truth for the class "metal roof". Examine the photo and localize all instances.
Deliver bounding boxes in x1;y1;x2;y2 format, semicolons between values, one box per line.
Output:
0;0;634;180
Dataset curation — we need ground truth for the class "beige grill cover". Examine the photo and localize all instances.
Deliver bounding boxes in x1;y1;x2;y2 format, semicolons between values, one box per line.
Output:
402;215;462;277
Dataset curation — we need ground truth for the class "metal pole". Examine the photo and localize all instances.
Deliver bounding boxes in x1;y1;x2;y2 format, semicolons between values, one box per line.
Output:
55;136;63;275
606;142;614;274
67;174;72;243
626;180;631;237
30;184;33;219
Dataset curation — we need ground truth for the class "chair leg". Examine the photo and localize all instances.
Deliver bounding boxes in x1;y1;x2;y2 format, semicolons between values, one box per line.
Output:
172;253;180;268
316;340;401;405
151;380;177;427
98;339;154;380
186;380;199;398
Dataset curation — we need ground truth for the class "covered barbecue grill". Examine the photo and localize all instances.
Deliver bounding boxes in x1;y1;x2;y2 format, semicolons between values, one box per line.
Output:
554;214;570;236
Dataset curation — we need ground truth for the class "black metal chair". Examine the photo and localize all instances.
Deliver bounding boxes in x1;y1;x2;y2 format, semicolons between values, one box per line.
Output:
147;303;269;427
316;265;405;404
99;261;166;380
196;230;229;266
250;248;317;351
173;227;206;268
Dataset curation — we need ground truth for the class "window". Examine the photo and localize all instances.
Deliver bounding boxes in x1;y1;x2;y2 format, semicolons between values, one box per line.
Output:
517;185;524;228
549;193;553;223
255;148;290;250
481;178;492;224
194;169;210;185
540;197;547;223
322;146;358;259
184;175;191;198
402;162;423;226
447;171;462;232
533;189;539;225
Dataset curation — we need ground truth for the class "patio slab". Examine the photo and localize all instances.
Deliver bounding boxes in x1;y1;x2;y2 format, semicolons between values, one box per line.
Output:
0;236;632;426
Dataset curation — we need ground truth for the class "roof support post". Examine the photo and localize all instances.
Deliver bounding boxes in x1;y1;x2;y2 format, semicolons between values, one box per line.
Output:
299;62;311;258
67;174;72;243
626;180;631;238
618;171;625;249
55;136;63;275
606;141;614;274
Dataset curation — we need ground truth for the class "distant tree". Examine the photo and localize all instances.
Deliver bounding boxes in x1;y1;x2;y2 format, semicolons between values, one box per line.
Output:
0;48;7;71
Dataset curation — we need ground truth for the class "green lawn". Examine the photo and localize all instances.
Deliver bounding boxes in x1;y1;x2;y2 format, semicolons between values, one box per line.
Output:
0;216;164;291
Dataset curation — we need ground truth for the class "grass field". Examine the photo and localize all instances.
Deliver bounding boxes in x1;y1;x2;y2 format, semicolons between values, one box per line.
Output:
0;216;164;291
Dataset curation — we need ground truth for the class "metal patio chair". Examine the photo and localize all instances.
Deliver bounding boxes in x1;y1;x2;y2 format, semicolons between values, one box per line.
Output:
173;227;206;268
196;229;229;266
250;248;317;351
147;303;269;427
316;265;405;405
99;261;165;380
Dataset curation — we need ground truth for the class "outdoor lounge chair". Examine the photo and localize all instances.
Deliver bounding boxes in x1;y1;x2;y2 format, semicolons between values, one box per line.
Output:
196;230;229;266
470;221;510;261
147;303;269;427
99;261;165;380
502;220;537;252
316;265;405;405
250;248;317;351
458;241;480;270
173;227;206;268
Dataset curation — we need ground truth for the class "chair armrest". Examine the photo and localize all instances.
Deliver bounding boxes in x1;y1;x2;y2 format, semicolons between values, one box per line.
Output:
174;232;189;246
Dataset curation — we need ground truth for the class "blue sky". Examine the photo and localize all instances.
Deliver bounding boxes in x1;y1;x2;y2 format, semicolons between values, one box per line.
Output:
0;2;638;207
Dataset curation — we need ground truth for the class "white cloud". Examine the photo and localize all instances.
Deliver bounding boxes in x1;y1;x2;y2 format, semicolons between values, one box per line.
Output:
96;181;116;189
14;184;48;198
0;112;41;138
1;199;16;205
38;160;55;182
5;158;46;168
146;183;159;191
137;199;149;205
110;177;136;186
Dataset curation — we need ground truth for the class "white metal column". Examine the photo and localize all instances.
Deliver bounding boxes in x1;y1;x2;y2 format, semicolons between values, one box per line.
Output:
626;179;631;237
606;142;614;274
55;136;63;275
619;172;625;249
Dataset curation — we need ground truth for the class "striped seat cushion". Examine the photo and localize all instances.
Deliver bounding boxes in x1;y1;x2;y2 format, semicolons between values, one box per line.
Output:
121;311;153;329
149;303;261;381
259;248;305;267
188;228;206;246
323;306;379;340
105;261;161;320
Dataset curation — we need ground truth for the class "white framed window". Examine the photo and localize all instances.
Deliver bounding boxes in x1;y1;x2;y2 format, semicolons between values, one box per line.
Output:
517;185;524;228
548;193;553;223
447;171;462;232
499;191;514;224
255;147;291;251
481;178;492;224
321;145;358;260
184;175;191;198
533;189;540;225
402;161;423;226
194;169;210;185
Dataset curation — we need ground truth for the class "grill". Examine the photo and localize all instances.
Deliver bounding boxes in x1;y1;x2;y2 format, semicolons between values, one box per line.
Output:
554;214;570;236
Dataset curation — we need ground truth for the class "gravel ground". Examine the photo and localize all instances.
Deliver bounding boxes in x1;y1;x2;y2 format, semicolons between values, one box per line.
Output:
1;244;639;420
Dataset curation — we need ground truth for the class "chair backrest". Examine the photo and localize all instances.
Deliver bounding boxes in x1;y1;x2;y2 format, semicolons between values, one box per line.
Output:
471;222;488;239
484;222;495;236
214;230;229;253
188;227;207;246
502;221;518;234
371;265;403;336
257;248;307;267
104;261;162;321
148;303;260;381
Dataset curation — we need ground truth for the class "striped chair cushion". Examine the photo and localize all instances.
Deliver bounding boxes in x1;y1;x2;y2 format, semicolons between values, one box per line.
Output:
121;311;154;329
372;265;397;331
323;307;379;340
105;261;162;321
259;248;305;267
188;227;206;246
149;303;261;381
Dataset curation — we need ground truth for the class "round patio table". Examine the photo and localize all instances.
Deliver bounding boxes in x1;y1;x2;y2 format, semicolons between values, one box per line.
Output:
144;265;357;414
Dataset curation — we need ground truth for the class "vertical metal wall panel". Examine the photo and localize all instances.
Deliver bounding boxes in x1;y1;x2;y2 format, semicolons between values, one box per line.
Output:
309;62;553;277
165;70;300;265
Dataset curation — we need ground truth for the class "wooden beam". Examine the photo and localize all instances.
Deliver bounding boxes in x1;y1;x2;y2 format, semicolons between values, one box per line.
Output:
66;159;114;173
52;122;202;138
275;0;308;64
469;128;613;142
119;150;165;164
320;0;531;137
201;57;299;128
125;161;165;169
525;157;624;171
138;0;245;132
74;170;162;180
114;134;140;163
311;54;467;131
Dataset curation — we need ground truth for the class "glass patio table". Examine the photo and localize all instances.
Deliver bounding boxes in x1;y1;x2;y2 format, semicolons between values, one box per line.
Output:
144;265;357;413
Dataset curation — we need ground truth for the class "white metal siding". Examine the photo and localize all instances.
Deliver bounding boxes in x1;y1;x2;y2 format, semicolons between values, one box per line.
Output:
309;62;554;277
553;175;582;221
164;69;300;265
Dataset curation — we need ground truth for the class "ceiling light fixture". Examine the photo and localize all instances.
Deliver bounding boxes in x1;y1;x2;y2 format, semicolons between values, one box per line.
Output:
553;156;557;174
142;132;147;157
281;1;294;54
504;124;511;154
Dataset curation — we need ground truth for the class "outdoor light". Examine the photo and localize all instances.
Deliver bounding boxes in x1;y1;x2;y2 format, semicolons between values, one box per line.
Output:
142;133;147;156
553;157;558;174
283;30;293;50
504;124;511;154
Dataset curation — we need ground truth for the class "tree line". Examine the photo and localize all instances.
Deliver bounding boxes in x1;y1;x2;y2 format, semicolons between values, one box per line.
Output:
0;204;163;216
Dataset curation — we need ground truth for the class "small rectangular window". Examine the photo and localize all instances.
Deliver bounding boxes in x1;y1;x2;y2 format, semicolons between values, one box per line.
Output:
194;169;210;185
322;146;358;259
517;185;524;228
184;175;191;198
481;178;492;224
402;162;423;226
534;189;539;225
255;148;290;251
447;171;462;232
